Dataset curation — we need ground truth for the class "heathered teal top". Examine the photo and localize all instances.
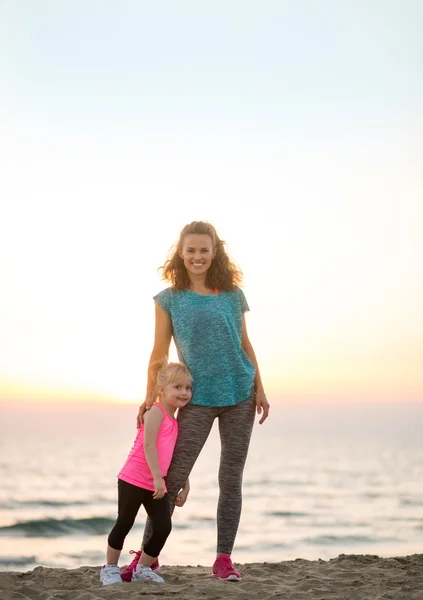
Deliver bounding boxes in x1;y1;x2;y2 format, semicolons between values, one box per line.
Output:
154;287;256;407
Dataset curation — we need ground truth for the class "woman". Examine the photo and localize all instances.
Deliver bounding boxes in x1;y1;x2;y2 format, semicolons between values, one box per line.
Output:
125;220;269;582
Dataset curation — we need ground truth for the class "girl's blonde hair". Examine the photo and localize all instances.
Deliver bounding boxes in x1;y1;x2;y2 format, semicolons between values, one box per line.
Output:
149;360;192;401
159;221;243;291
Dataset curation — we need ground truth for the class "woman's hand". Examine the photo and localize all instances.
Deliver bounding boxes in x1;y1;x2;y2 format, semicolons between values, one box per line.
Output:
136;403;147;428
136;397;154;428
255;388;270;424
174;486;189;508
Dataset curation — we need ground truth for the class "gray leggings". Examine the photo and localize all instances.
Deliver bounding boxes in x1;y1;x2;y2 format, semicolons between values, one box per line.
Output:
142;390;256;555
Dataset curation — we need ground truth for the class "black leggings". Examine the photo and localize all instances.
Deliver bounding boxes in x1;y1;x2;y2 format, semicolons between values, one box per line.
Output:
108;479;171;558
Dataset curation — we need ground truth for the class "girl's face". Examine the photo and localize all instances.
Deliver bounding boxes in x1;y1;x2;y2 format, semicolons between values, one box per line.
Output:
179;234;215;278
161;378;192;409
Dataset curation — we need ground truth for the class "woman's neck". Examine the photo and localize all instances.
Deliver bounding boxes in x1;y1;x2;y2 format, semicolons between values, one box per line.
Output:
188;275;210;294
190;282;210;292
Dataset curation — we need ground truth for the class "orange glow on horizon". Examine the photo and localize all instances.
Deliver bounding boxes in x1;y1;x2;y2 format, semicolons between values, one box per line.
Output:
1;367;422;407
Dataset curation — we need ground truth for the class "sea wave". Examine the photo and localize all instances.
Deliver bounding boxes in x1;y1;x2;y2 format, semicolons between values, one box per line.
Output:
0;517;115;537
302;534;401;545
0;556;36;566
0;499;98;509
244;479;313;487
265;511;309;517
400;497;423;506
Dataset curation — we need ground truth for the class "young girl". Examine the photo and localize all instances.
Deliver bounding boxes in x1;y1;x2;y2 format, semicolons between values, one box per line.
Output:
131;220;270;582
100;361;192;585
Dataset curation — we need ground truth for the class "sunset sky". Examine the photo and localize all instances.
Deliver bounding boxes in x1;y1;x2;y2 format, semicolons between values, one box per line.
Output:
1;1;422;405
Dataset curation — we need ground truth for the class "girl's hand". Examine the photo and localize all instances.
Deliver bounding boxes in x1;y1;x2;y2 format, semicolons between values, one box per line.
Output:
255;389;270;424
174;487;189;507
153;476;166;500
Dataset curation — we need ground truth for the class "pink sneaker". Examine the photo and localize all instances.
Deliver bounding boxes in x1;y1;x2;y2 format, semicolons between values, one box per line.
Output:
212;554;241;581
120;550;160;582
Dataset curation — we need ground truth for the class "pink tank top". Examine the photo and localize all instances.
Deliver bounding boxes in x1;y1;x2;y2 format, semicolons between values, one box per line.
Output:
118;403;178;492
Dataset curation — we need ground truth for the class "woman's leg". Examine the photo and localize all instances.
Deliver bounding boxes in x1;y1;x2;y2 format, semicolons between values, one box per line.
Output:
216;391;256;555
107;479;145;563
141;403;217;547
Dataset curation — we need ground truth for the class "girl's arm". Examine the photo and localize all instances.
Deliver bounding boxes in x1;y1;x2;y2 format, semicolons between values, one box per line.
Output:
143;405;166;499
241;315;270;424
137;303;173;427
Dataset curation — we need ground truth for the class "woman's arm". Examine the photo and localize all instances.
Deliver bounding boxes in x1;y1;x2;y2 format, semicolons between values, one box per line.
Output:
146;303;173;401
241;315;270;424
137;303;172;427
143;405;166;499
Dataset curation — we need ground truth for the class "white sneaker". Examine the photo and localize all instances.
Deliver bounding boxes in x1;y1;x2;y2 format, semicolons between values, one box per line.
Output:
131;564;165;583
100;564;123;585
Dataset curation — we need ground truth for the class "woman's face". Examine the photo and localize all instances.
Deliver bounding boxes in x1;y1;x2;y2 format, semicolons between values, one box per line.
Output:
180;234;215;278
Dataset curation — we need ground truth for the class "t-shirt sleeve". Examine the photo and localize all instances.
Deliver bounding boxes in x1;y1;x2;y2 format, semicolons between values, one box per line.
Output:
153;288;171;314
237;288;250;313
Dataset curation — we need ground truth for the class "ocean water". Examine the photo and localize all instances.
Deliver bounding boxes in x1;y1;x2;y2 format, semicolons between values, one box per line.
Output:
0;401;422;571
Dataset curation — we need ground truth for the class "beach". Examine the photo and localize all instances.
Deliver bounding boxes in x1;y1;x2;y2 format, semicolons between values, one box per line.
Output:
2;403;423;571
1;554;422;600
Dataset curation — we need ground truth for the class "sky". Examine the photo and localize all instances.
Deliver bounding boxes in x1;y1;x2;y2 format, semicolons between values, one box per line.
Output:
1;1;422;405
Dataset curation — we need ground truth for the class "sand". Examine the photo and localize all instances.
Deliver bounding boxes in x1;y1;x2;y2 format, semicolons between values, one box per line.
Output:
0;554;422;600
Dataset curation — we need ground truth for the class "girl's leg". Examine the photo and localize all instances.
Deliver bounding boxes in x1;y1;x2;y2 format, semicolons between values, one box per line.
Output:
107;479;145;563
216;390;256;555
141;492;172;562
141;403;217;547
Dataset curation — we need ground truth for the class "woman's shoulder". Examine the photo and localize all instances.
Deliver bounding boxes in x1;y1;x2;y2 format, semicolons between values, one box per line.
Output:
153;286;181;310
230;286;250;312
227;285;246;299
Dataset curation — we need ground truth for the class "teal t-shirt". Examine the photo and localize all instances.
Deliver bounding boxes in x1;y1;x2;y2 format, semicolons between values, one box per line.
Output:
154;287;256;407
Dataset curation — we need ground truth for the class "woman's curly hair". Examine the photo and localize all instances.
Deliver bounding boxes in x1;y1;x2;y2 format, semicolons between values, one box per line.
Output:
159;221;243;291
